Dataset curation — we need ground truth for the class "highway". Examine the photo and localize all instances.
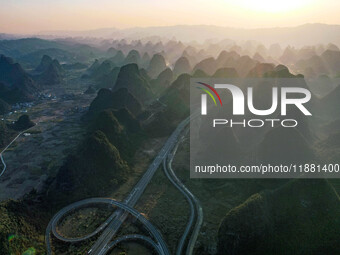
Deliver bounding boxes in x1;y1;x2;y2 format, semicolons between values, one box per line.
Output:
45;198;170;255
163;128;203;255
46;117;192;255
0;124;36;178
87;117;190;254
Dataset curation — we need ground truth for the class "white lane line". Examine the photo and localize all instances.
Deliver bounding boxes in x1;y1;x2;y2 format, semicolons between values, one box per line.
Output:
0;124;36;178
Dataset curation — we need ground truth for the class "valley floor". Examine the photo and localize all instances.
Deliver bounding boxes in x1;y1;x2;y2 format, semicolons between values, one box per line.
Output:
0;92;95;201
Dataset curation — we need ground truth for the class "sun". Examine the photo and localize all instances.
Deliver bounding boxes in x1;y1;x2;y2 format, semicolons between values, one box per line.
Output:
231;0;313;13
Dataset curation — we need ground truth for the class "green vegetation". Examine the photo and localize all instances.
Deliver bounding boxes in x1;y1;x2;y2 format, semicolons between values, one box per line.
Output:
89;108;144;161
0;35;339;255
259;127;314;164
217;179;340;255
49;94;146;205
0;200;46;255
58;206;114;238
88;88;142;117
0;121;14;148
135;166;189;253
114;63;154;102
0;99;11;115
317;131;340;163
145;74;190;137
35;57;64;86
0;55;37;104
53;130;130;202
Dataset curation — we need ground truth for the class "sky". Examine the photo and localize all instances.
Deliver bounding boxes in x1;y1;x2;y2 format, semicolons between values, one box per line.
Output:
1;0;340;34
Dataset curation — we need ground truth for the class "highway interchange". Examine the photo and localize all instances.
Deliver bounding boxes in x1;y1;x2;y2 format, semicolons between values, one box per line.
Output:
45;198;170;255
45;115;203;255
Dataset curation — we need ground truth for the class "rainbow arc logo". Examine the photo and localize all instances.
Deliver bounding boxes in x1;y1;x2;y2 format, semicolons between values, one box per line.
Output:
196;82;223;115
